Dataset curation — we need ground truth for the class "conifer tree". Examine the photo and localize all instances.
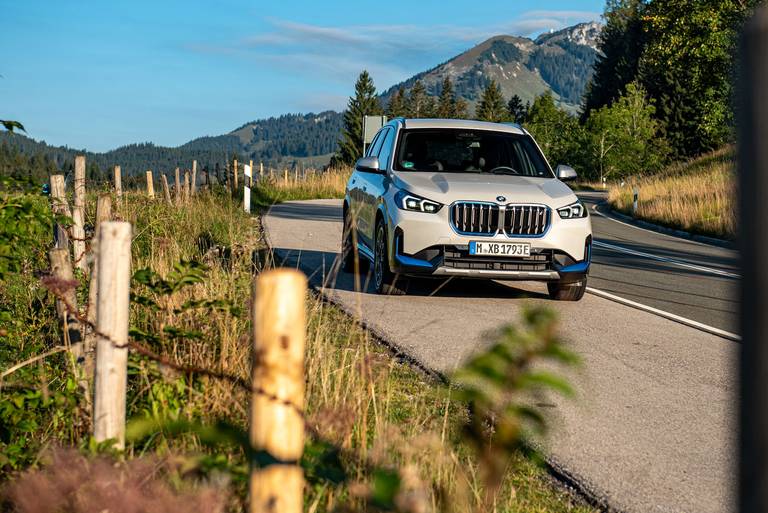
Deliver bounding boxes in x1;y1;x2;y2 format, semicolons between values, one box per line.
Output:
475;80;507;122
436;77;457;118
406;81;435;118
332;70;383;166
387;87;408;118
507;95;528;123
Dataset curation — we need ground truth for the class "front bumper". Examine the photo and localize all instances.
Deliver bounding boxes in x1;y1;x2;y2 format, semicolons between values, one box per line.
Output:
387;204;592;282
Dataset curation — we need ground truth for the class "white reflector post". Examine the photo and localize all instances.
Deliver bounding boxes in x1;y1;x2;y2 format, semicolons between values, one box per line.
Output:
244;164;252;213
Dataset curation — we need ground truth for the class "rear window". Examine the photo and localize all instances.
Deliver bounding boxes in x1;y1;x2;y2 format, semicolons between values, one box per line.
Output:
393;128;552;178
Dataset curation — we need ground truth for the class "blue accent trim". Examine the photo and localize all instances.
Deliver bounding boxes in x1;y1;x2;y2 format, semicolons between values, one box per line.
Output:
556;241;592;273
356;243;375;264
394;237;434;269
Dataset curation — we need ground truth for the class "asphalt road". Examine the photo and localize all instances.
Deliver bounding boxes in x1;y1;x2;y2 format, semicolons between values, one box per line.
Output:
579;191;739;336
264;198;737;513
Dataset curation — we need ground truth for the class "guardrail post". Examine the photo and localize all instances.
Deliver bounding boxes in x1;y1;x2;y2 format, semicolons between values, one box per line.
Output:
93;221;132;449
632;187;639;215
740;7;768;513
249;269;307;513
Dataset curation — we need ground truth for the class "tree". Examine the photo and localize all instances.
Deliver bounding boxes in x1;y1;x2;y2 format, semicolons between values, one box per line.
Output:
637;0;752;157
387;87;408;118
524;92;581;167
506;95;529;123
331;70;383;166
582;0;646;117
406;80;435;118
475;80;508;123
436;77;467;118
584;81;668;181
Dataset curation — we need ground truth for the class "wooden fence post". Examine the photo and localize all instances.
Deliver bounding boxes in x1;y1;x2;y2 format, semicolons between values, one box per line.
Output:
146;170;155;199
284;169;288;186
93;221;132;449
161;174;172;204
174;168;182;205
259;162;264;179
191;160;198;196
50;174;71;250
72;157;88;273
49;248;83;359
234;158;239;194
184;170;191;202
84;194;112;389
249;159;254;187
86;194;113;330
114;165;122;201
249;269;307;513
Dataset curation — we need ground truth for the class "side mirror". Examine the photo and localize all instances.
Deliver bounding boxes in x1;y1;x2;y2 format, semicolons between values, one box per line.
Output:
555;164;578;181
355;156;382;174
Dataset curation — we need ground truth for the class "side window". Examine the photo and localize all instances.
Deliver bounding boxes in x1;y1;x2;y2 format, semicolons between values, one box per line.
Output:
366;129;386;157
377;128;396;169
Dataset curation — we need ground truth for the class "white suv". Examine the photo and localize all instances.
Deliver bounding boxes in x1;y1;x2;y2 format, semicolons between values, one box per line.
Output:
341;118;592;300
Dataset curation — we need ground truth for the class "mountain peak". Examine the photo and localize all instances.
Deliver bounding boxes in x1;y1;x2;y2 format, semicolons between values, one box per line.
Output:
381;21;603;110
534;21;602;50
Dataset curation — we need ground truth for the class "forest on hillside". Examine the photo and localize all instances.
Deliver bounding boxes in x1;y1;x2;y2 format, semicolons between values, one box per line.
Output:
0;112;343;185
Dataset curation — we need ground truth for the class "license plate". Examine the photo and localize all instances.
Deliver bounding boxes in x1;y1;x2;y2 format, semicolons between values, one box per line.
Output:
469;241;531;257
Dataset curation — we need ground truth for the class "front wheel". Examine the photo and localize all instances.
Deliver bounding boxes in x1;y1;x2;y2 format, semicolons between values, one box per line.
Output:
374;220;408;295
341;208;356;273
547;278;587;301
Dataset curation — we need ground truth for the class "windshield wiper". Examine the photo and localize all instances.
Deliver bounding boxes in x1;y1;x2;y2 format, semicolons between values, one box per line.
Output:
488;166;521;175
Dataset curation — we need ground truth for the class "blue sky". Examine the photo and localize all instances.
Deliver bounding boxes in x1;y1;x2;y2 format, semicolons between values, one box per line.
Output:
2;1;603;152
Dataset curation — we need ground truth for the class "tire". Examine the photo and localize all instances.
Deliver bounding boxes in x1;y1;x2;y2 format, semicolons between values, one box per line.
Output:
341;208;356;273
373;220;408;295
547;278;587;301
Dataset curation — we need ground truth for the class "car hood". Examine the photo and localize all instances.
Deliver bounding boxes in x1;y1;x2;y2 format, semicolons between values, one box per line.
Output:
391;171;576;207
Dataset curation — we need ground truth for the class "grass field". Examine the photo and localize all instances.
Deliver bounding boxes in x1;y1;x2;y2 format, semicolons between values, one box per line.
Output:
0;188;593;512
252;166;349;207
607;147;736;240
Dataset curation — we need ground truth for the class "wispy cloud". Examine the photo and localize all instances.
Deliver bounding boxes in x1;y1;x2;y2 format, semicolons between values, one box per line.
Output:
186;9;600;91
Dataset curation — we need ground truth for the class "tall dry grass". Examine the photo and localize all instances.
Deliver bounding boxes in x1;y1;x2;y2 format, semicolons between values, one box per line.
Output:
252;166;350;206
608;147;736;239
111;191;592;513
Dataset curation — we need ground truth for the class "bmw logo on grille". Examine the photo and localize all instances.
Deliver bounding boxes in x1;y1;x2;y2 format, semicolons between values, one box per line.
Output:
496;195;506;202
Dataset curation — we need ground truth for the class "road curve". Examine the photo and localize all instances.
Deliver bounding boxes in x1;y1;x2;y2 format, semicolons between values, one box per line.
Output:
264;199;736;513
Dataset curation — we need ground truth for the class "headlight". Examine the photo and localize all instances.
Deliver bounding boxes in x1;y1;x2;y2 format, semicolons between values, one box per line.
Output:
557;201;587;219
395;190;443;213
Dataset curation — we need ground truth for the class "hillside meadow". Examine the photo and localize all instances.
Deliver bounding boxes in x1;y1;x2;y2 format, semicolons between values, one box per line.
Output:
607;147;736;240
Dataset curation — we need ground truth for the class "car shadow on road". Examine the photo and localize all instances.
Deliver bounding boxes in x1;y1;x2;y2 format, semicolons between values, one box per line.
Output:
271;247;550;300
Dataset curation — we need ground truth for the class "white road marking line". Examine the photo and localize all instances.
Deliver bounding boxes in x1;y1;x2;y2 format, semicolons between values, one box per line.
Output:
586;287;741;342
588;202;729;249
592;240;740;279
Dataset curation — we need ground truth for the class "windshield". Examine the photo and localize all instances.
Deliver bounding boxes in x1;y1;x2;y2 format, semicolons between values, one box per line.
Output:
393;128;553;177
